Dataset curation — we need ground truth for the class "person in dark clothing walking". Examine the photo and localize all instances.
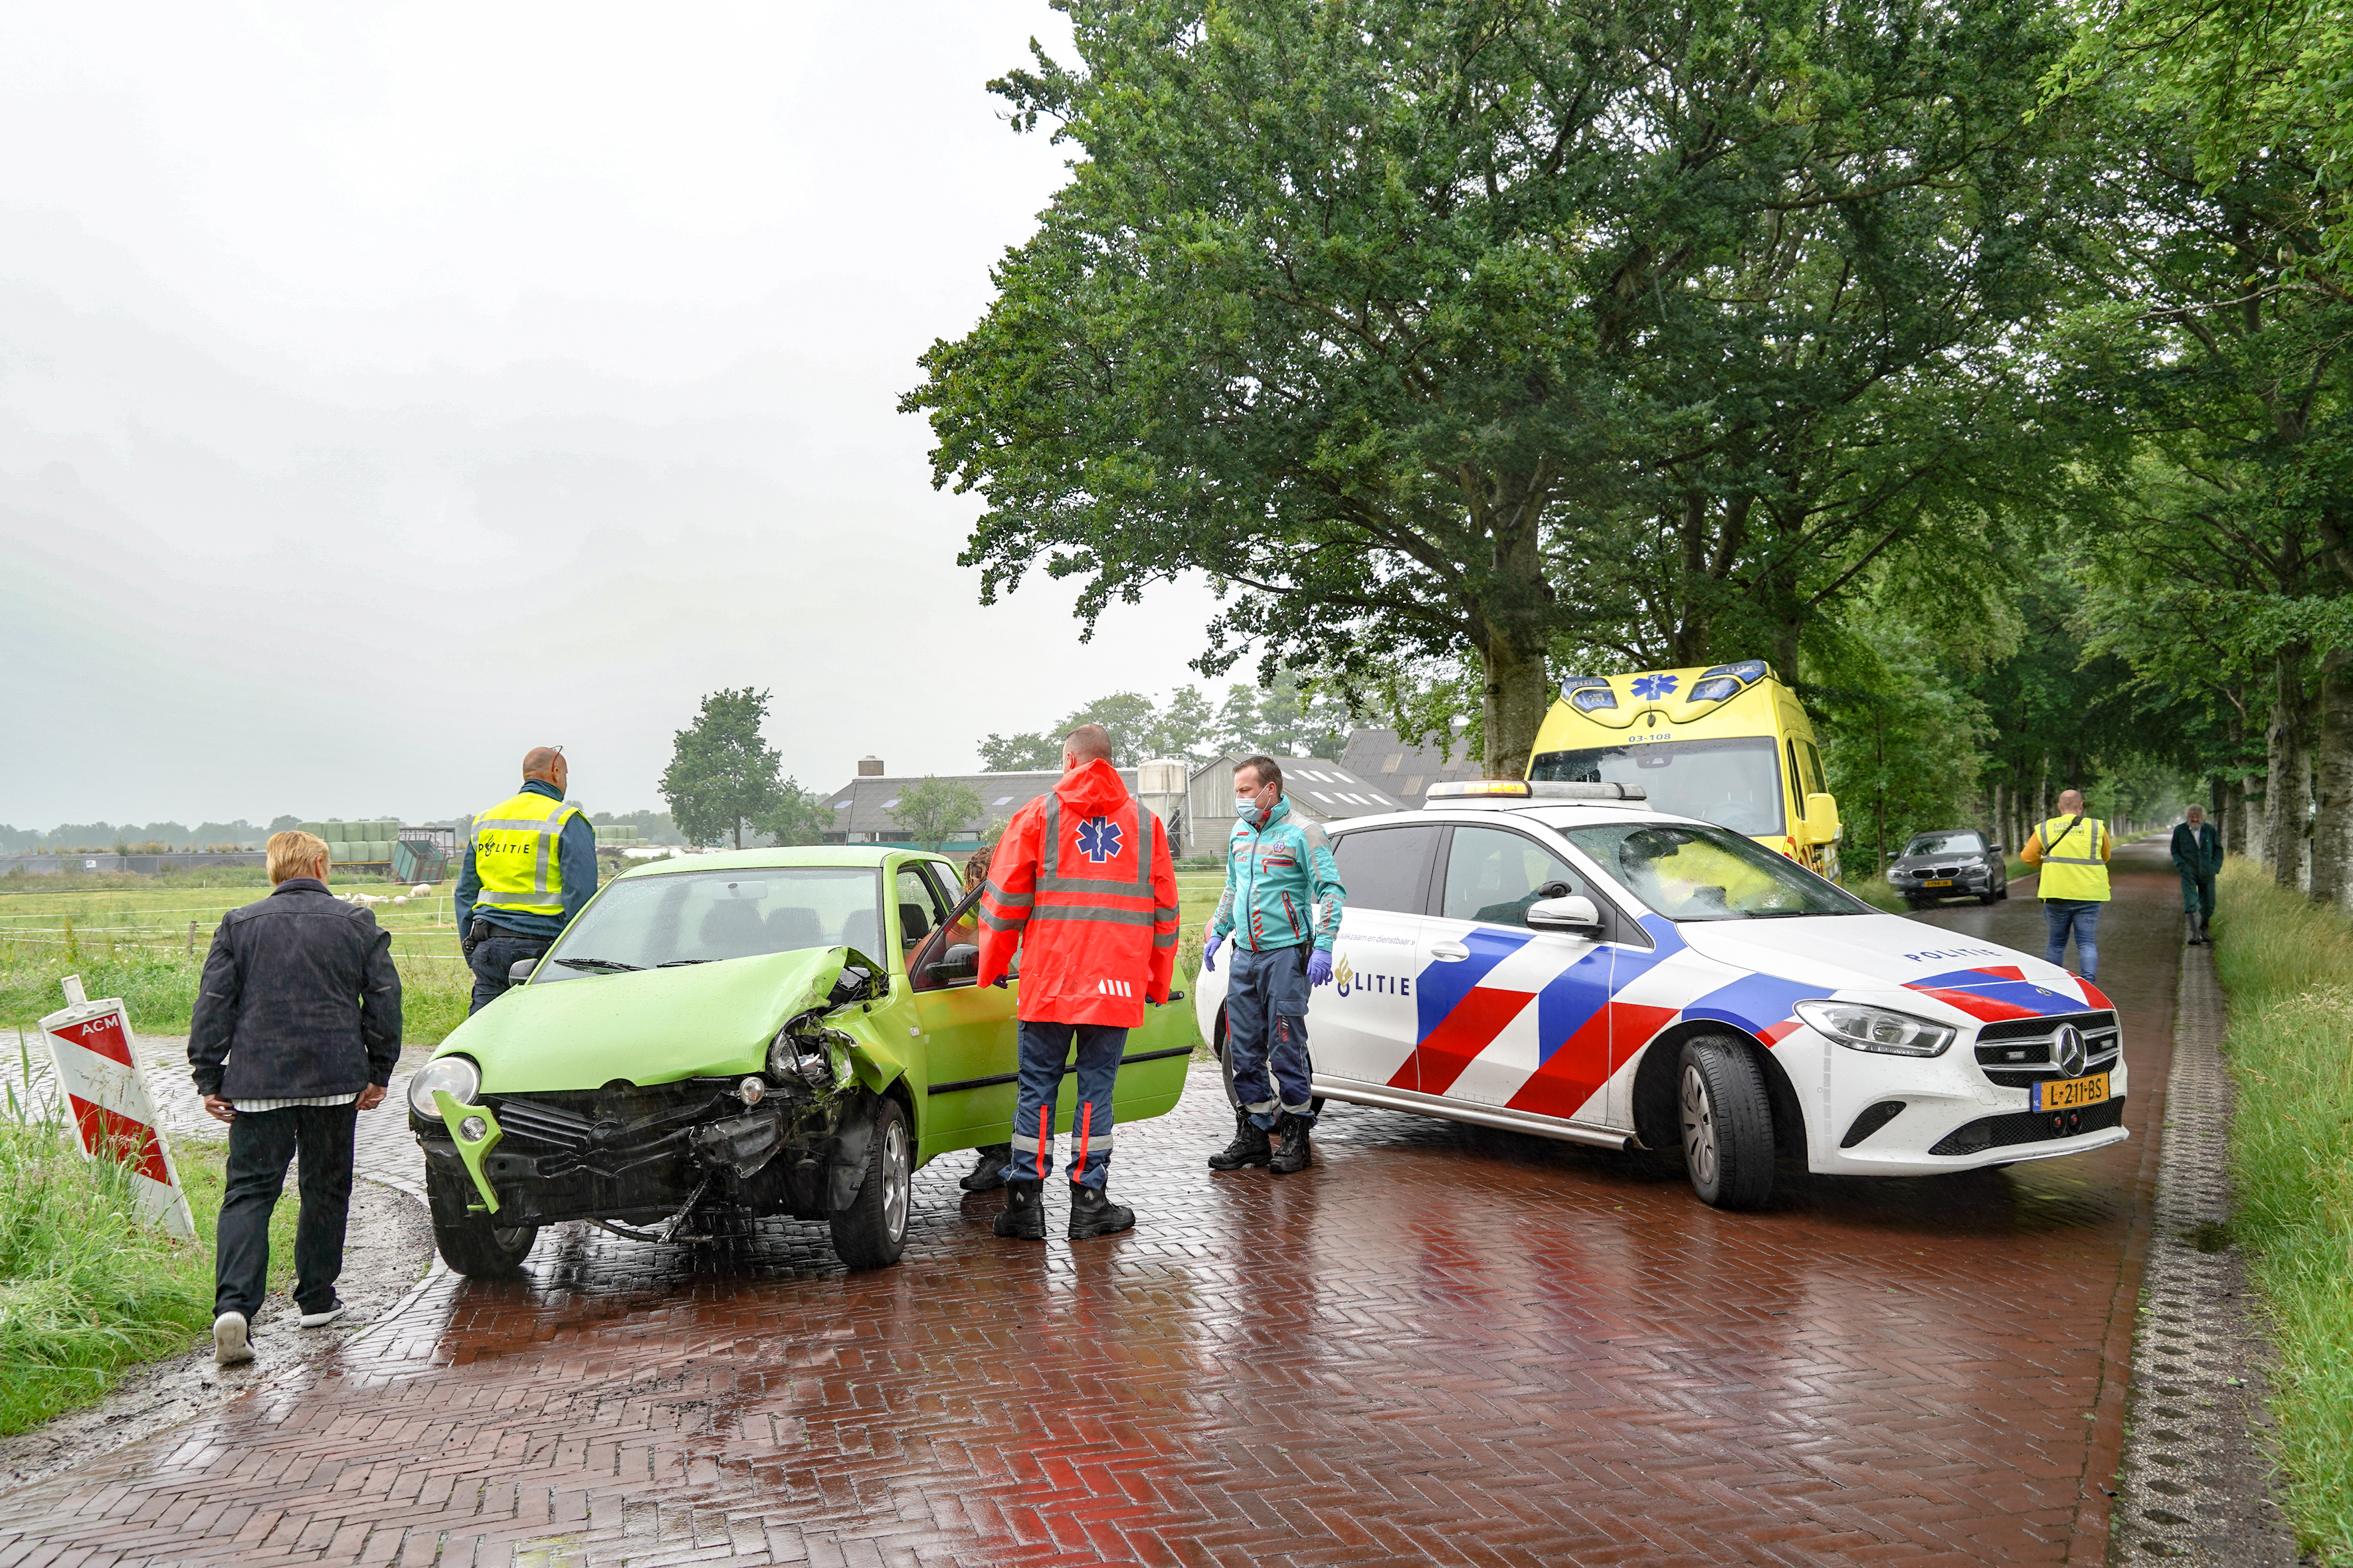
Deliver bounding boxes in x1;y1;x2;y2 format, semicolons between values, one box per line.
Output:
454;745;598;1013
2171;804;2223;945
189;831;401;1365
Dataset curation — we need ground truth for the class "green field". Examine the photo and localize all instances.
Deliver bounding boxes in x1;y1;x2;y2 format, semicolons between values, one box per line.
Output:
0;877;472;1042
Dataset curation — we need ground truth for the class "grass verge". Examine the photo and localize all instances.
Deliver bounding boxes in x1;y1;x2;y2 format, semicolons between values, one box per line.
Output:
0;1124;294;1435
2212;857;2353;1563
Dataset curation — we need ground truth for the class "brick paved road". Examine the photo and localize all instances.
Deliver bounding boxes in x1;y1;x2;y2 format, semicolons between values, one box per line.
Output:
0;842;2182;1567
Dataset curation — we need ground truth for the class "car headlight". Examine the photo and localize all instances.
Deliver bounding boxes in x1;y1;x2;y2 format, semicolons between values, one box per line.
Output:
1793;1001;1956;1058
407;1055;482;1120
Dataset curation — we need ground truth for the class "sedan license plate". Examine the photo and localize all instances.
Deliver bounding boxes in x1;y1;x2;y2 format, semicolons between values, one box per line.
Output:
2033;1072;2110;1112
1923;878;1954;888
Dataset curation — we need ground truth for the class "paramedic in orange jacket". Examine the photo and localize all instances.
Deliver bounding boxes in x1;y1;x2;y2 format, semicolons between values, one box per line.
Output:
975;724;1181;1241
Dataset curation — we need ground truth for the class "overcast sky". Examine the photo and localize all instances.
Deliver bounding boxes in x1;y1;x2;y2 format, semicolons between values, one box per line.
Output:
0;2;1228;829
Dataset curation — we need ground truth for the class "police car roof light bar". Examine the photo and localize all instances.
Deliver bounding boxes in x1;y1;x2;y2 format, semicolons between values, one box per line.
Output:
1424;780;1648;804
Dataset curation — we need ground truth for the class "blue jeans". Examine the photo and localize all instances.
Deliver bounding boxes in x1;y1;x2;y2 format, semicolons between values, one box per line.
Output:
1225;942;1317;1131
1000;1021;1125;1189
2043;900;2103;980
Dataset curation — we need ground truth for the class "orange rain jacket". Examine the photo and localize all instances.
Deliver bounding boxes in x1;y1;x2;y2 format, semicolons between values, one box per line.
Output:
976;758;1181;1026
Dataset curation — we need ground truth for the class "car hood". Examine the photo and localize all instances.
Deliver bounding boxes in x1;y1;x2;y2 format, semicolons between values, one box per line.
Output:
1673;915;2101;1019
436;946;861;1093
1891;853;1982;870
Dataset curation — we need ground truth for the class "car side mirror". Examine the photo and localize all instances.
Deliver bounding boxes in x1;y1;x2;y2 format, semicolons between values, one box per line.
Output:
508;957;537;984
1884;851;1899;861
1804;792;1841;845
1527;895;1605;934
1989;843;2004;854
924;943;981;984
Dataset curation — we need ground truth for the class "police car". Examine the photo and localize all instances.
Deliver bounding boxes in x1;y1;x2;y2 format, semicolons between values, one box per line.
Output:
1192;781;2126;1209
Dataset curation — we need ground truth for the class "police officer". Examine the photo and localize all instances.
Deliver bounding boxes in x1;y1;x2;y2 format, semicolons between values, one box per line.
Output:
2023;788;2111;981
1201;755;1345;1176
454;746;599;1013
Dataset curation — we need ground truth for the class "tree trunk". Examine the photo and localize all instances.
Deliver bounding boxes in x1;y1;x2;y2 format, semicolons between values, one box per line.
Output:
2266;644;2315;889
1481;630;1553;779
2312;648;2353;910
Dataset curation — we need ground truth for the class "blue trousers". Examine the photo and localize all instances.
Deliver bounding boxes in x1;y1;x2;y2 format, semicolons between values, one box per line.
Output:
1000;1021;1125;1189
1226;942;1317;1131
2043;899;2103;980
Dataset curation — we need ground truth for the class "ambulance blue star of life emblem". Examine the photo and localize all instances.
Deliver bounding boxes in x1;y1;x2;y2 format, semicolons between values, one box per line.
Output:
1076;816;1123;863
1631;672;1679;700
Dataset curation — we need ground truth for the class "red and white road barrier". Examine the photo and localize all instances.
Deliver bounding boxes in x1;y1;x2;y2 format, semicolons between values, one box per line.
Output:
39;975;197;1243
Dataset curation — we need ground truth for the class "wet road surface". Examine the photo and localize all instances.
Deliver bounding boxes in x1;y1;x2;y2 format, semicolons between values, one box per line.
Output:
0;841;2185;1566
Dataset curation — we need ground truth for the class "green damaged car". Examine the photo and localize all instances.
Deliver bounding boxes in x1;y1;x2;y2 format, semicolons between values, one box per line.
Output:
407;847;1192;1274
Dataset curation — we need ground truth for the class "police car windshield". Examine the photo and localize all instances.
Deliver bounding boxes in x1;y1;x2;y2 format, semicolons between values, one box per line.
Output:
1560;823;1871;921
1530;737;1784;837
536;867;884;980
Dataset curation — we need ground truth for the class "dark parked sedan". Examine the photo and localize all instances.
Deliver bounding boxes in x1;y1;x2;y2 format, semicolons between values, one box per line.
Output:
1886;829;2008;908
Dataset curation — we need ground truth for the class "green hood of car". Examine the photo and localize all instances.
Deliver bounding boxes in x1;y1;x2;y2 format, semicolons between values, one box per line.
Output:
438;946;862;1093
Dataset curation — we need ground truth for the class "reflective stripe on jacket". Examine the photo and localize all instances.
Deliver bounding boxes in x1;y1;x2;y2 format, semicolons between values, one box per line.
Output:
470;788;585;920
2034;814;2111;902
1210;795;1346;952
975;758;1182;1025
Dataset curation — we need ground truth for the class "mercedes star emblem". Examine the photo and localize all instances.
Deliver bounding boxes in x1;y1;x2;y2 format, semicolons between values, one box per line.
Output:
2055;1023;2087;1079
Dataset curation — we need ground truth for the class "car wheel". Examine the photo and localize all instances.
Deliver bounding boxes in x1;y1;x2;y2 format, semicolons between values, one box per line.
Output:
426;1168;538;1276
830;1096;911;1269
1211;1004;1325;1118
1678;1036;1776;1211
1902;897;1925;911
1978;887;1999;906
1998;881;2010;902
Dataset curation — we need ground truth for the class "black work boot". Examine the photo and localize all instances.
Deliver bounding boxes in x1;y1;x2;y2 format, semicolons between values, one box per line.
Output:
992;1179;1046;1240
960;1144;1010;1192
1206;1110;1272;1171
1270;1114;1313;1176
1067;1182;1135;1240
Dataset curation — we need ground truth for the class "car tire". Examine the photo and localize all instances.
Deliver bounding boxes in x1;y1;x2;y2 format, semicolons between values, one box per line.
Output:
1998;881;2010;902
426;1168;539;1276
1678;1036;1776;1211
830;1096;911;1270
1978;887;1999;906
1212;1005;1325;1118
1902;897;1925;911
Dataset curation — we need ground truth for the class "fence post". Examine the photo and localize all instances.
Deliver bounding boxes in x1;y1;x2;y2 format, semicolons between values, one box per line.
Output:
185;920;197;958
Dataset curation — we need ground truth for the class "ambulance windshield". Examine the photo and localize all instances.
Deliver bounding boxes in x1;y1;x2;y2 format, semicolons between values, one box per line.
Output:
1560;823;1871;921
1531;737;1784;836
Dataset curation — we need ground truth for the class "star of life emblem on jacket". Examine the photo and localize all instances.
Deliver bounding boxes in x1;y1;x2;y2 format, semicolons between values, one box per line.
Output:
1076;815;1123;863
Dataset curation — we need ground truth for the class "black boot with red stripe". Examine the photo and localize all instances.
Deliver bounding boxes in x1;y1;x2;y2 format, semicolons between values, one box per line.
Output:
992;1179;1046;1240
1068;1182;1135;1240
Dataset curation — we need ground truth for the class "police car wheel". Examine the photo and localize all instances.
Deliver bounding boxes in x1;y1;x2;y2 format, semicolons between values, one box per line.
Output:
830;1096;911;1270
1211;1005;1324;1118
1677;1037;1775;1211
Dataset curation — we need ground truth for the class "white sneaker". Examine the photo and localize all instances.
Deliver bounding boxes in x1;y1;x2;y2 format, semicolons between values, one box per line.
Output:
298;1301;347;1330
213;1312;254;1365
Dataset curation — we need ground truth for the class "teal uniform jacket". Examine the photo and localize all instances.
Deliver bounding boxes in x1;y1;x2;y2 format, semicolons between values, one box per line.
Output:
1210;796;1346;953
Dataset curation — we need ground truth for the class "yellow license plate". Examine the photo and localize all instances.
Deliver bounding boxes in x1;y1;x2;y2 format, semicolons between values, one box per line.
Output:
2033;1073;2110;1112
1923;879;1954;888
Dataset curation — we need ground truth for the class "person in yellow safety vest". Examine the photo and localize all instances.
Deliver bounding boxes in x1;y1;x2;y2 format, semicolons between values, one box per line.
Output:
2022;788;2113;982
453;746;599;1013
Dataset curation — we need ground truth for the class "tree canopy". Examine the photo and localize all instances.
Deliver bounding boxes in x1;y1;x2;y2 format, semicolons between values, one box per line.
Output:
658;688;785;851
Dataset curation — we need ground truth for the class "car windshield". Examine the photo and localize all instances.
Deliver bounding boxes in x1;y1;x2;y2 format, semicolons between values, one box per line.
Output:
535;866;883;980
1903;831;1984;857
1530;737;1785;836
1560;822;1871;921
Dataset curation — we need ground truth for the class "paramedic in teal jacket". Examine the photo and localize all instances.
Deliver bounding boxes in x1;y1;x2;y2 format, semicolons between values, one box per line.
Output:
1200;755;1345;1176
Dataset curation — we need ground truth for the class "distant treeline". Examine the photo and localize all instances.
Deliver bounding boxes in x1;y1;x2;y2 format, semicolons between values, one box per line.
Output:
1;807;687;855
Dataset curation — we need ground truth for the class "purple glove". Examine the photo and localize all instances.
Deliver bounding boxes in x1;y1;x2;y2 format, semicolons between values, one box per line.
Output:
1202;931;1222;972
1307;948;1334;987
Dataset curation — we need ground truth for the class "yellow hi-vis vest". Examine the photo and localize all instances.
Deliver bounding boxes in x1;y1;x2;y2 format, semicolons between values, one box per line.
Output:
470;790;583;920
2036;814;2110;902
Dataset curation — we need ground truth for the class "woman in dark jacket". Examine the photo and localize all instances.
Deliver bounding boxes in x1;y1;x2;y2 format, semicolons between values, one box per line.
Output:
188;830;401;1365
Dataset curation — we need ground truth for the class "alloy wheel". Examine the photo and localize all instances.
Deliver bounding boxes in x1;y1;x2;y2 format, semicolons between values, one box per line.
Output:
493;1225;532;1251
1681;1064;1719;1189
880;1118;911;1243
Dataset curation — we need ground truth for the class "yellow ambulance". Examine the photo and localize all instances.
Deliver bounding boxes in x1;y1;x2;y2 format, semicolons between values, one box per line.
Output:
1525;659;1843;875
